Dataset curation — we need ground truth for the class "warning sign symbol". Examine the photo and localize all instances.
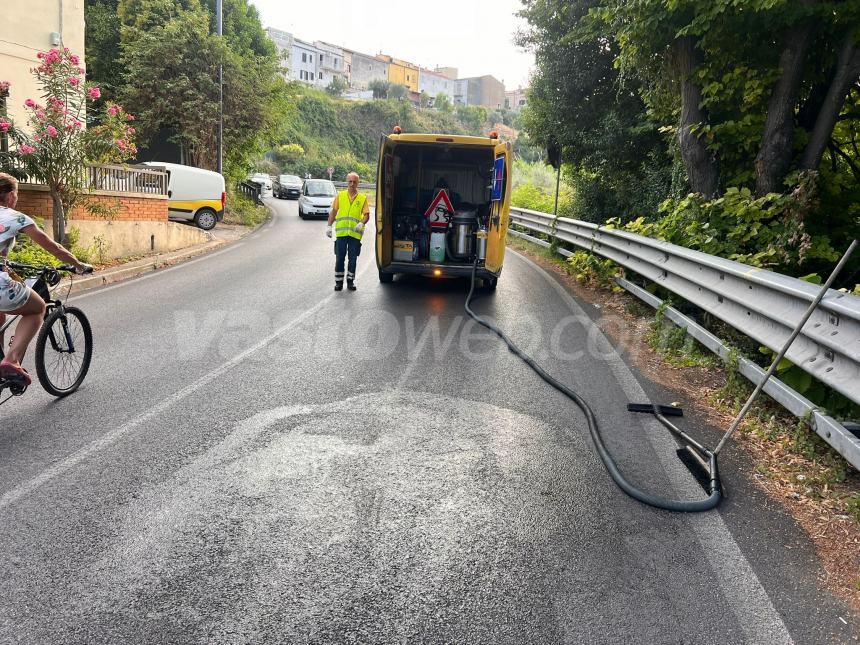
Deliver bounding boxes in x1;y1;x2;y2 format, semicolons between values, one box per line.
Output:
424;189;455;228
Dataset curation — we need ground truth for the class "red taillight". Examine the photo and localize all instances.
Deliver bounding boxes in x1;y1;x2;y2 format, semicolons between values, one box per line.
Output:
221;191;226;210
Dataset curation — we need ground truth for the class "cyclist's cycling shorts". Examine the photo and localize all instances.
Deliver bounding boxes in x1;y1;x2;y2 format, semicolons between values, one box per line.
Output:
0;271;31;312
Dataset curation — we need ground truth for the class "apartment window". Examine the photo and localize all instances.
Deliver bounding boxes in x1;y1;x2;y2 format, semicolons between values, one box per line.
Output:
302;53;307;63
319;72;323;79
320;53;323;62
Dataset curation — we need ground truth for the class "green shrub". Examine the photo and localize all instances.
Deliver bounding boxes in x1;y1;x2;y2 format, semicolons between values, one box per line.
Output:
224;190;268;228
617;180;840;273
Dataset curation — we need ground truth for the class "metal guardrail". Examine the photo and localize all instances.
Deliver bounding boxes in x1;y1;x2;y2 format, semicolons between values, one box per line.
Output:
238;180;263;205
333;181;376;190
508;207;860;468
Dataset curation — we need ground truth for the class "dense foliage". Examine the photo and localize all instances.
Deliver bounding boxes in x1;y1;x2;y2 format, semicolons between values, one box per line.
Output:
86;0;286;184
519;0;859;277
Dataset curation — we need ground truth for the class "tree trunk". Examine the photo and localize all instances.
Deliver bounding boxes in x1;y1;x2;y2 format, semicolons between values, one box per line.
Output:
50;189;66;245
754;19;816;196
675;36;720;198
800;35;860;170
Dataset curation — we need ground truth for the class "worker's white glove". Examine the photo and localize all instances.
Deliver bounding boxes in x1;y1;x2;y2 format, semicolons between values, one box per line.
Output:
354;221;365;233
326;225;332;238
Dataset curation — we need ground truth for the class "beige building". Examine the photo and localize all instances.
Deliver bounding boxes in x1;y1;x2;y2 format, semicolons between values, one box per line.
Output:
0;0;85;133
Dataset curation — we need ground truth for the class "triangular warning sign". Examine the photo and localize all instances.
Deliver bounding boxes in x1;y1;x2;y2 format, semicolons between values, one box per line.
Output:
424;189;455;228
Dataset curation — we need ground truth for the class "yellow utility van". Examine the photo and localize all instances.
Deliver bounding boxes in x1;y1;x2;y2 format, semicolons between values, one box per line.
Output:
142;162;226;231
375;130;512;289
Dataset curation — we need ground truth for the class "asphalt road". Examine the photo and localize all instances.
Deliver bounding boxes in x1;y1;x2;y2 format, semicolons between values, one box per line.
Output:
1;197;857;644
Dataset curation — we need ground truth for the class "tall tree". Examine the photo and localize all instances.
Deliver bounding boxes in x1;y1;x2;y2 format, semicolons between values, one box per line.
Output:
116;0;285;179
518;0;673;220
84;0;122;99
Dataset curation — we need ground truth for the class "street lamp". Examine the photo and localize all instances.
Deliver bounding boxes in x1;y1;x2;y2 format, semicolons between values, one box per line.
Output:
217;0;223;175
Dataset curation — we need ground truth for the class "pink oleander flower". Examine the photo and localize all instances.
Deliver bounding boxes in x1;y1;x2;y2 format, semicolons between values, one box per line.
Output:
69;54;79;65
0;81;9;92
37;52;44;60
69;77;79;87
74;120;83;129
20;144;35;155
127;127;136;135
33;134;41;141
117;139;127;150
46;125;58;137
107;105;119;116
126;114;134;121
25;98;36;108
35;110;46;121
0;121;10;133
88;87;101;100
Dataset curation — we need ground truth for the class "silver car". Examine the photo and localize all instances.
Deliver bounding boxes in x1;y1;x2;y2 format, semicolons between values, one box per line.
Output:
298;179;337;219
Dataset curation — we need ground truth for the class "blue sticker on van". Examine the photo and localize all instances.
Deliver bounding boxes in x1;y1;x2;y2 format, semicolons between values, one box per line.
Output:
492;157;505;201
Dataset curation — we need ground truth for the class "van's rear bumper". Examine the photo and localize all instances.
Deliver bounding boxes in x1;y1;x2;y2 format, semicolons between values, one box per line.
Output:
380;261;499;279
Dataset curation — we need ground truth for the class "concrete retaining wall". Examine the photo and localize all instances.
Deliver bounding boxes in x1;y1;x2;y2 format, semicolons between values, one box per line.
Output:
67;220;211;260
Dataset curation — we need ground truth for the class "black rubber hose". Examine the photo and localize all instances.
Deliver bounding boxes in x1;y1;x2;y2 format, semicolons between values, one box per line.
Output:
465;259;722;512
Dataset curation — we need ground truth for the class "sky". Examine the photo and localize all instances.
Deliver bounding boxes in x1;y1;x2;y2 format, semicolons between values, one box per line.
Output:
248;0;535;90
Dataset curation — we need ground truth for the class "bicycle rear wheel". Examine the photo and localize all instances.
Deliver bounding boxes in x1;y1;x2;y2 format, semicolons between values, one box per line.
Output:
35;306;93;397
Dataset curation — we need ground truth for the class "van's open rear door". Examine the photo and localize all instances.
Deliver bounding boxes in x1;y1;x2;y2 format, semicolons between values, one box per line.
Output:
376;135;395;269
485;141;512;273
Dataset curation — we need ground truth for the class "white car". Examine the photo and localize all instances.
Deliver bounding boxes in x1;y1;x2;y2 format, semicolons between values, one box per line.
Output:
298;179;337;219
250;173;272;193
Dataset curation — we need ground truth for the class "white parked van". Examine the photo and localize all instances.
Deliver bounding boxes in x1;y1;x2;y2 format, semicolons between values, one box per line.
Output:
142;162;226;230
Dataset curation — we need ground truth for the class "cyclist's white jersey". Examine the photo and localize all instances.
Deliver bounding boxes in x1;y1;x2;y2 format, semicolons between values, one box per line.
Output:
0;206;36;312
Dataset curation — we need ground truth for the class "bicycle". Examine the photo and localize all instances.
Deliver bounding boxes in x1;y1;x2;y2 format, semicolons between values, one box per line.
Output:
0;261;93;403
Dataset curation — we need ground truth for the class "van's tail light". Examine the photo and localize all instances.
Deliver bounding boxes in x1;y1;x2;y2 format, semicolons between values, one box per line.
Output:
221;191;226;210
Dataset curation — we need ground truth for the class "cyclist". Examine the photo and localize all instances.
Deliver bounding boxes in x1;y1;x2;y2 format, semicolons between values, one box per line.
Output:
0;173;91;387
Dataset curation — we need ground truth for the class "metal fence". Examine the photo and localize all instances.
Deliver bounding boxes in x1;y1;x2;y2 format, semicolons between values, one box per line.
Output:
1;157;168;196
508;207;860;469
89;164;168;195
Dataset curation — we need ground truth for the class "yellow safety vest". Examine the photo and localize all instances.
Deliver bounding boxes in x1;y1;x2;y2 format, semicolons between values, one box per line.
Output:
335;191;367;240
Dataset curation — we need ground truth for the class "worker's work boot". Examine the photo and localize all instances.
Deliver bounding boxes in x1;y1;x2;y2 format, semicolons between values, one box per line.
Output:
334;281;343;291
347;280;356;291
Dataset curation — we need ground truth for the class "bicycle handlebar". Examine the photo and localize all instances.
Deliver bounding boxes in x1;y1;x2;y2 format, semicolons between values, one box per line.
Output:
7;262;92;275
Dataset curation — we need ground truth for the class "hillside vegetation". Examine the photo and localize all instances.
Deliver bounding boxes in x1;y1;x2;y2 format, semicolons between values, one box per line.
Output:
266;88;538;180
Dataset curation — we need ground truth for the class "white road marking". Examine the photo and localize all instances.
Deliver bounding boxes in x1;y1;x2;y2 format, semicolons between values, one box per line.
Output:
509;249;794;645
0;260;372;511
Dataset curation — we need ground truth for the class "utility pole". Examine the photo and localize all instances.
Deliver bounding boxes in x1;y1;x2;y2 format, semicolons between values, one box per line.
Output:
216;0;223;175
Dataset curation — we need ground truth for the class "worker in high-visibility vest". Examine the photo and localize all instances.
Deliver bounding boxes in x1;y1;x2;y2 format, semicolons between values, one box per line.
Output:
326;172;370;291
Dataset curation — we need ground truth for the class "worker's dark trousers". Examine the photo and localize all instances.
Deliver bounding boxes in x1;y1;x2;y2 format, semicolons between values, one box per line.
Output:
334;236;361;284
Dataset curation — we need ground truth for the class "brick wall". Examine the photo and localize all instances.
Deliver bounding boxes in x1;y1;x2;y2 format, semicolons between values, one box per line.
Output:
16;185;168;222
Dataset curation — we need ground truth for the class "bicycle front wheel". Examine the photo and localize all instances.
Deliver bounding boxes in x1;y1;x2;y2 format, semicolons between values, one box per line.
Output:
35;306;93;397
